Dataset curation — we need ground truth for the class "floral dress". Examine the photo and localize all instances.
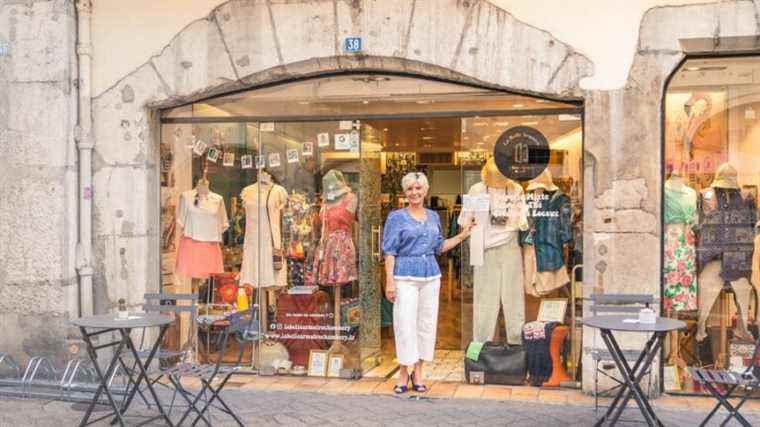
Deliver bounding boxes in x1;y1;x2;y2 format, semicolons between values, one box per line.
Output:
663;180;698;312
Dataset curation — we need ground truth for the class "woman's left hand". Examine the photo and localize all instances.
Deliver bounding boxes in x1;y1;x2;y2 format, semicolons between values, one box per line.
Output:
461;217;477;238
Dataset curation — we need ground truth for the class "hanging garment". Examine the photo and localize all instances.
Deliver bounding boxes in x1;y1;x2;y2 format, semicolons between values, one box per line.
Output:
312;192;358;286
522;244;570;297
175;190;228;279
458;181;529;266
663;179;698;312
522;189;573;272
239;182;288;288
697;187;755;282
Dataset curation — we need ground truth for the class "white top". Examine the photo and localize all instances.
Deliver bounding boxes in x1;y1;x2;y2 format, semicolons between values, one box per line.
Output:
459;181;529;248
176;190;229;242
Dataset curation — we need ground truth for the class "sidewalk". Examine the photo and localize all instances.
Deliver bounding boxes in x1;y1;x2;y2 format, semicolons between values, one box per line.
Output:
2;380;759;427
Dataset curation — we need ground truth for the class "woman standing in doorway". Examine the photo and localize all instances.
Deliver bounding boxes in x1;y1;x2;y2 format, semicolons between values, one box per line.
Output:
382;172;475;393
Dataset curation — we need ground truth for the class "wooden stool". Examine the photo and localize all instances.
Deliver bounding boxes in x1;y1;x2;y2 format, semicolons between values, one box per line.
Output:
542;325;571;387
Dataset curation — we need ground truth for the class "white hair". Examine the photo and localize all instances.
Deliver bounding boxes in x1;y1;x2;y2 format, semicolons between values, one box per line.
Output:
401;172;430;192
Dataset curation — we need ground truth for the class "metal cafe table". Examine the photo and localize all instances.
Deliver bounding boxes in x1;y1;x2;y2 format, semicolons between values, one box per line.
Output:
585;315;686;427
71;313;175;426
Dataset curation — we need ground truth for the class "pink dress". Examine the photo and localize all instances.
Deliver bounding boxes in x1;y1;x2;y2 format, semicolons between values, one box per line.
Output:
311;193;358;286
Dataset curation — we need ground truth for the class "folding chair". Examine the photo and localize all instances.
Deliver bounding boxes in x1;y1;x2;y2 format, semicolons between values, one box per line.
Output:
167;304;259;426
140;293;198;411
588;293;658;412
688;336;760;427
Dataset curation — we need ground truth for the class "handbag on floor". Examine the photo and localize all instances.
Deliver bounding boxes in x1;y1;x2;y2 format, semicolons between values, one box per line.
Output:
464;341;527;385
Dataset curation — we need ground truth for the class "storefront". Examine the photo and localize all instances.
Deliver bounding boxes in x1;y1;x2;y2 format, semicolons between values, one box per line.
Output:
662;55;760;394
159;73;584;380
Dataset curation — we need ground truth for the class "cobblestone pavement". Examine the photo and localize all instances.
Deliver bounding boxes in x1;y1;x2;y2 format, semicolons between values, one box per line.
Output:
1;388;759;427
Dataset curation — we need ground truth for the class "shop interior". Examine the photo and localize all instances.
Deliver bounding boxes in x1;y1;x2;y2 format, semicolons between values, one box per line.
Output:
159;74;584;385
663;56;760;394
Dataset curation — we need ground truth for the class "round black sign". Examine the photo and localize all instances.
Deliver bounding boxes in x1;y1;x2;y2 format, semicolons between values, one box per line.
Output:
493;126;550;181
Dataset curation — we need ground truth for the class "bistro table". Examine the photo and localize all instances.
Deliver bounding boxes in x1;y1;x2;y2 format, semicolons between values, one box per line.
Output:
585;315;686;427
71;313;175;426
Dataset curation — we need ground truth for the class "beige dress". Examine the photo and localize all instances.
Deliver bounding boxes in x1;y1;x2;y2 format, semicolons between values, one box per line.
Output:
239;182;288;288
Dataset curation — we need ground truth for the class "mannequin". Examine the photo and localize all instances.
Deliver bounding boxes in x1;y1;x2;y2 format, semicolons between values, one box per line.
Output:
311;169;358;286
175;176;229;279
311;169;358;361
239;170;289;288
522;168;572;297
663;170;698;312
696;163;756;342
459;158;528;345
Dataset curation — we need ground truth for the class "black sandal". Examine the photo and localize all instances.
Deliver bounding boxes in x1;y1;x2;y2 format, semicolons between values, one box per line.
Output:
410;372;427;393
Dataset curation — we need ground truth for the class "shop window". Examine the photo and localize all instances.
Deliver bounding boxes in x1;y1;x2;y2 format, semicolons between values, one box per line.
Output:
160;74;583;384
663;56;760;393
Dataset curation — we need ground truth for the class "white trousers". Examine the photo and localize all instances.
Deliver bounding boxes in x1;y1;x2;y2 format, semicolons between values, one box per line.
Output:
393;277;441;367
473;237;524;345
696;260;754;341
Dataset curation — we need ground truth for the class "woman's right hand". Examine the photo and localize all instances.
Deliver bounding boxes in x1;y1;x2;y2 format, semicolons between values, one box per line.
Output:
385;280;396;303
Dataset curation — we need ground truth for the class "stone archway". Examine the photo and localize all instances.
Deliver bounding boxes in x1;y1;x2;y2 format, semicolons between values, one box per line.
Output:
90;0;592;314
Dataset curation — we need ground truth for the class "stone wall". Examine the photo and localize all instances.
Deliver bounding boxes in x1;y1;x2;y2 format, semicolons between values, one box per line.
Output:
0;0;79;364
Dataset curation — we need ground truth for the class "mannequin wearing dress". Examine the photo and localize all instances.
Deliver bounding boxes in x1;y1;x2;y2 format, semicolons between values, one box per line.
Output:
312;170;358;286
239;171;289;288
663;173;698;312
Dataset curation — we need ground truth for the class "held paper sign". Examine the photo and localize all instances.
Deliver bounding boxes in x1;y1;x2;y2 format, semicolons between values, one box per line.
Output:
462;194;489;212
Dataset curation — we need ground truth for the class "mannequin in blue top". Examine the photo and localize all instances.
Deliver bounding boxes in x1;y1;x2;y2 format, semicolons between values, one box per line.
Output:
382;172;475;394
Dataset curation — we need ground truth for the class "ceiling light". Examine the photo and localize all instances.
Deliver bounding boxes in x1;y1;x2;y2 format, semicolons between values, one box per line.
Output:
558;114;581;121
536;100;548;104
422;136;434;140
684;66;701;71
522;121;539;126
383;128;389;132
362;100;370;104
473;122;488;127
512;104;525;108
463;136;469;140
298;101;309;105
494;121;510;126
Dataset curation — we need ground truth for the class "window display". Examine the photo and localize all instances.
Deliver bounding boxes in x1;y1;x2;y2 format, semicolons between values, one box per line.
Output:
663;56;760;392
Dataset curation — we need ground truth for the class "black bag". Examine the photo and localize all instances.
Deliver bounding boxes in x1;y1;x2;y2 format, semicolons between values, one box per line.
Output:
464;342;527;385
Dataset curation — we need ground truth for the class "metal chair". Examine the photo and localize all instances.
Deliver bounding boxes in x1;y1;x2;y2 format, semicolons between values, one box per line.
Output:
167;304;259;426
588;293;658;411
131;292;198;414
687;336;760;427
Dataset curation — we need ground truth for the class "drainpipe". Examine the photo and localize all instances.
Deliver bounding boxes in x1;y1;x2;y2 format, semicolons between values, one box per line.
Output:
75;0;94;317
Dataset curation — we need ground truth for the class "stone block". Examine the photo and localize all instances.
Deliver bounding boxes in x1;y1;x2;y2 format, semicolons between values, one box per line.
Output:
5;82;70;139
93;234;159;309
405;0;475;71
0;1;74;83
0;176;66;284
639;3;717;52
591;232;660;294
354;0;415;58
92;166;153;240
151;18;238;99
717;1;758;38
453;1;590;95
92;63;166;165
593;178;648;210
0;281;67;316
593;209;657;234
214;0;282;82
271;0;336;65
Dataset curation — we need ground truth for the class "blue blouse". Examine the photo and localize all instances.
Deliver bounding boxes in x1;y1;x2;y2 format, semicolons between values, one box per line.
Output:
382;208;444;280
